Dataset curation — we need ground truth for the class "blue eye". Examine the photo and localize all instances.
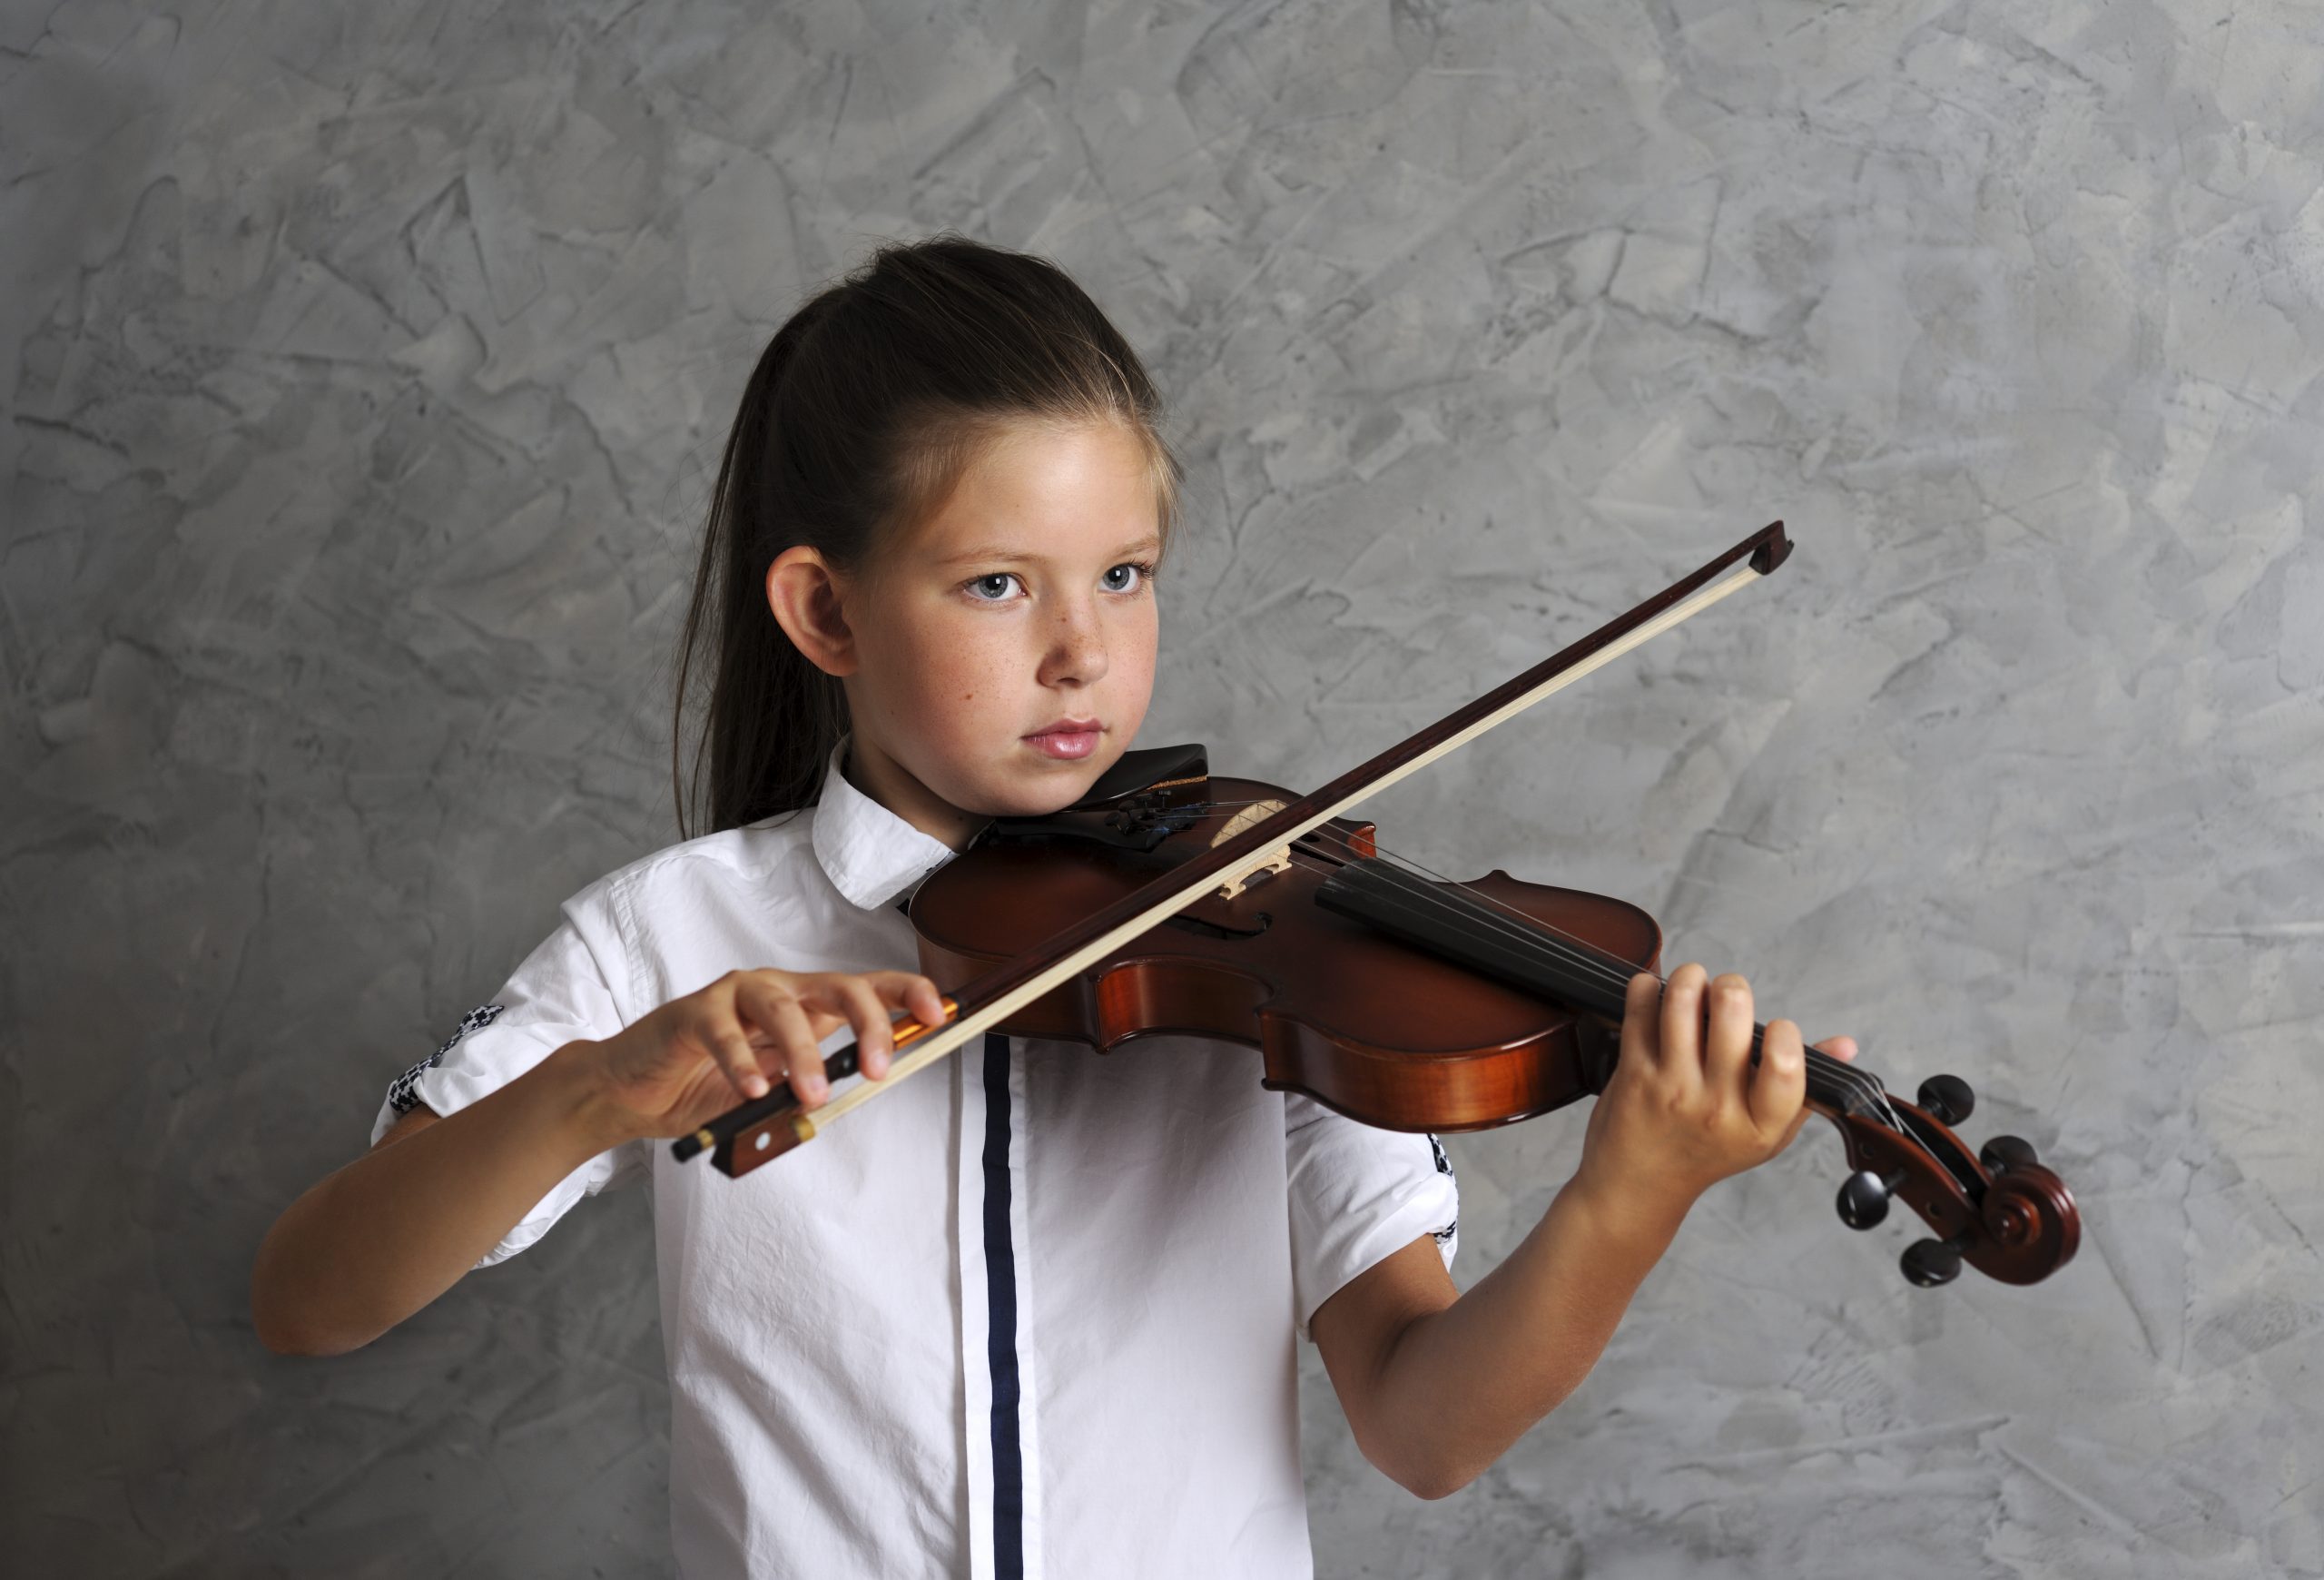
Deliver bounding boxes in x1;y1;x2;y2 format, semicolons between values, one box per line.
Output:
1105;560;1157;593
965;573;1022;602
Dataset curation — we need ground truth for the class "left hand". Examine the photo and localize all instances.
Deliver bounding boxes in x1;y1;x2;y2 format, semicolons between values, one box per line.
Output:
1571;963;1857;1229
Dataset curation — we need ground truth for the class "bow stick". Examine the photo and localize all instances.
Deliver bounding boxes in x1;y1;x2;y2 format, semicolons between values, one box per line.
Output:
676;520;1793;1174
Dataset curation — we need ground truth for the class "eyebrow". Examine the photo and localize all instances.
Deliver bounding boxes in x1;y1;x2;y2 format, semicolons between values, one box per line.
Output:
935;535;1162;567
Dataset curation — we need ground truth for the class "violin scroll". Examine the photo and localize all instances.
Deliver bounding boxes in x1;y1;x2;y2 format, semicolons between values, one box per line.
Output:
1823;1082;2079;1288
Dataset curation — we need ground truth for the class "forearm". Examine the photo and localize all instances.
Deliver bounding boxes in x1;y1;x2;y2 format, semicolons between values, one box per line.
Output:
251;1041;629;1356
1362;1177;1688;1496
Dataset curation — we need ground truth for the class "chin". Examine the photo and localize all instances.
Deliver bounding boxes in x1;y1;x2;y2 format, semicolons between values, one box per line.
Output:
996;742;1118;815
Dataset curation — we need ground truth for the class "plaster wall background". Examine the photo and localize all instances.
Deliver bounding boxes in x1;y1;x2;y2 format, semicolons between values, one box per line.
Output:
4;1;2319;1575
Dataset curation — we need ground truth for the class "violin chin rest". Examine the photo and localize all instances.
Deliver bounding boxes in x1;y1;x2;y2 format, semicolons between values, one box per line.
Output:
1071;742;1208;807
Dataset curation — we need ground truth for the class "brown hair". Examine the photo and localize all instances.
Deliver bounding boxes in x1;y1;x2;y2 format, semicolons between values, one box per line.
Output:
671;232;1184;838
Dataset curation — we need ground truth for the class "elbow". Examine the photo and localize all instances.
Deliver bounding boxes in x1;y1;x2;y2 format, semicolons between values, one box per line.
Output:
250;1239;365;1358
251;1289;314;1356
1360;1435;1485;1502
252;1311;320;1358
250;1278;326;1357
1369;1385;1579;1500
251;1291;369;1358
251;1233;310;1355
251;1298;345;1357
1389;1456;1481;1502
1411;1468;1477;1502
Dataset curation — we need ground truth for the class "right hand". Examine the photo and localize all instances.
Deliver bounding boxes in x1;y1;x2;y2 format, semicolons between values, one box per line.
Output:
577;967;950;1141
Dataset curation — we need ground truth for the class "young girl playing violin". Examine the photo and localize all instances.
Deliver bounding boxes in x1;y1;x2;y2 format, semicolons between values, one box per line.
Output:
251;232;1855;1578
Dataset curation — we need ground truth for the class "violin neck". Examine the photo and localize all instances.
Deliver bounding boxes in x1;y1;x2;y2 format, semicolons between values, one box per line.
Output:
1311;854;1877;1114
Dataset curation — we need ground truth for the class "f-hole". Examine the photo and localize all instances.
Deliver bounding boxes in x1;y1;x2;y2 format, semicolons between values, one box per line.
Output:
1164;911;1273;942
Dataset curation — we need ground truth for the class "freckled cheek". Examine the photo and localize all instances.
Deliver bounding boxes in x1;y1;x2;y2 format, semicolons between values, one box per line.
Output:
1113;610;1159;722
905;623;1015;741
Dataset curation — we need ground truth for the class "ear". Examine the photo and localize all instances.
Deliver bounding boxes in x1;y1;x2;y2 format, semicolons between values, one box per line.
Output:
765;546;859;676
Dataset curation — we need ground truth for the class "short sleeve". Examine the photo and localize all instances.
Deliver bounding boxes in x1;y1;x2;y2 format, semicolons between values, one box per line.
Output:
369;872;649;1268
1284;1091;1460;1339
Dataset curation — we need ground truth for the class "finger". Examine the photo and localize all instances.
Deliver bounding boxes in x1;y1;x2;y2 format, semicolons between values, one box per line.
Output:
1701;973;1756;1097
870;971;951;1038
763;992;832;1107
820;973;900;1081
760;968;846;1042
1811;1034;1858;1063
734;975;832;1107
1776;1103;1814;1152
694;985;772;1101
1750;1016;1808;1141
1616;972;1661;1076
1658;963;1709;1091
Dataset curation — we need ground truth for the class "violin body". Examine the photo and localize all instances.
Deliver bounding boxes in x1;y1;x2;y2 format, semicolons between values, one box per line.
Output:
911;774;1659;1133
904;746;2079;1289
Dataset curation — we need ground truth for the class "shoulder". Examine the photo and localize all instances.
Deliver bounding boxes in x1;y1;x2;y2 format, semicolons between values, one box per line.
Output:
531;807;835;1018
570;807;824;925
589;806;820;893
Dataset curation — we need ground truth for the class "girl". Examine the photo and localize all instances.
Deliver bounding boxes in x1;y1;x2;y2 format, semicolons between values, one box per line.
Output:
251;232;1854;1578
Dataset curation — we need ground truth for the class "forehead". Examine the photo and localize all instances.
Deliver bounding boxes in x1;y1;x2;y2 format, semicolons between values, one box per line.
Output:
907;419;1159;561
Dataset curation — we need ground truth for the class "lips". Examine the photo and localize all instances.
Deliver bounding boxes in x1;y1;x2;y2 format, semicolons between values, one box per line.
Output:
1023;717;1102;761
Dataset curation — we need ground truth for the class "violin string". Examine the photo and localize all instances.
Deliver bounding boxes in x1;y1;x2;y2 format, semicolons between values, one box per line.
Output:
1159;795;1900;1129
1177;794;1840;1057
1300;820;1898;1127
1281;819;1900;1129
1157;794;1827;1082
1174;795;1684;1012
1279;825;1898;1128
1285;830;1896;1126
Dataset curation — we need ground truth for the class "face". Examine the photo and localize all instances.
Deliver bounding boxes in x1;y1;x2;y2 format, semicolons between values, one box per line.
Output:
765;418;1162;847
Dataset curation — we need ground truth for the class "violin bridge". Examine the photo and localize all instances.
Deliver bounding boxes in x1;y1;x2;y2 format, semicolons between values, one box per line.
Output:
1211;799;1295;899
1215;844;1294;899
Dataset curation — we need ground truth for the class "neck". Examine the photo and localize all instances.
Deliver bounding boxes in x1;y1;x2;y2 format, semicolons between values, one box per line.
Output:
842;730;990;852
1312;851;1888;1118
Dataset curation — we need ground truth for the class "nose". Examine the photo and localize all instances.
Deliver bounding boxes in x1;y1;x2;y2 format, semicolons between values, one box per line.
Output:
1036;592;1110;689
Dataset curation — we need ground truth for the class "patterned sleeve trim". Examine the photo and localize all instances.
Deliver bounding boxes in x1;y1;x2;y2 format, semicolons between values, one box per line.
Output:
386;1002;506;1115
1427;1132;1458;1244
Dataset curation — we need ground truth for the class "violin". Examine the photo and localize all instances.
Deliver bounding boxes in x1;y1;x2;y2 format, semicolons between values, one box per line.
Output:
673;523;2080;1290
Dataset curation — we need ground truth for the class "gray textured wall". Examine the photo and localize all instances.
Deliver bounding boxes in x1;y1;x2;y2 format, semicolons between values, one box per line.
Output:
5;0;2319;1575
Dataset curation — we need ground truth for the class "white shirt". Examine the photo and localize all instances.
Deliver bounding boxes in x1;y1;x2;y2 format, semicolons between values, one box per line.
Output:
373;735;1459;1579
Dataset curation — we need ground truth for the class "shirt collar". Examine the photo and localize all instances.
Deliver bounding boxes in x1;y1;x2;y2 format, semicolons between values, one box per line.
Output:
809;733;963;911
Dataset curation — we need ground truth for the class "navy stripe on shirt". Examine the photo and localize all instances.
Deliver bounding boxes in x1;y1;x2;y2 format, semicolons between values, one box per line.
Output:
981;1032;1025;1578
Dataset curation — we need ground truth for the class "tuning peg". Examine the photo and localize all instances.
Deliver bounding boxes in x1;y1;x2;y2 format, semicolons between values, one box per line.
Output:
1836;1170;1897;1230
1915;1073;1974;1125
1901;1236;1965;1288
1979;1134;2038;1174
